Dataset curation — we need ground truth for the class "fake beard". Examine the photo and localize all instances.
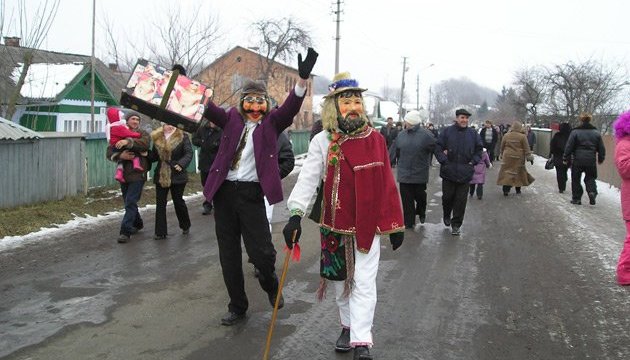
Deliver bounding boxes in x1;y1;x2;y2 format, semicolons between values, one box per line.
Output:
337;112;367;134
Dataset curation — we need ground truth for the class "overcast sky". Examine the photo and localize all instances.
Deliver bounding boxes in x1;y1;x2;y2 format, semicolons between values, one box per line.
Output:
5;0;630;102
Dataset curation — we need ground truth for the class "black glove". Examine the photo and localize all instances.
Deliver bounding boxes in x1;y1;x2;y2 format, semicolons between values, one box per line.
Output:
390;232;404;251
282;215;302;249
297;47;318;80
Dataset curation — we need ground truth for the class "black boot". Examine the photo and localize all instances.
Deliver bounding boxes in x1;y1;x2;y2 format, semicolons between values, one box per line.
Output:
353;346;373;360
335;328;351;352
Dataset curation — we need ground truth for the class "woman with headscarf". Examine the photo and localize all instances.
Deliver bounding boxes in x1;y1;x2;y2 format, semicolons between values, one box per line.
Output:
496;121;535;196
549;122;572;193
148;123;193;240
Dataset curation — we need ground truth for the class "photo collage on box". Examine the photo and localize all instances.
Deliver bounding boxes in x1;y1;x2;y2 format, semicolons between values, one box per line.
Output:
125;59;213;122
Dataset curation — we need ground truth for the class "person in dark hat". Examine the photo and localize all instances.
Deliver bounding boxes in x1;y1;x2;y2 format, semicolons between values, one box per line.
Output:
283;71;404;360
106;110;150;243
434;108;483;235
201;47;318;326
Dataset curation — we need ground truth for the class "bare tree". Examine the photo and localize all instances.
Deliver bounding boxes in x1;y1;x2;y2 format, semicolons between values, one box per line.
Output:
429;77;498;126
249;17;313;84
2;0;60;119
545;59;628;128
513;66;547;126
494;86;526;125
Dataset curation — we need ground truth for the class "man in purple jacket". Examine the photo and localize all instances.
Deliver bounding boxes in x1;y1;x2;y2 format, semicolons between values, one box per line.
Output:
202;48;318;326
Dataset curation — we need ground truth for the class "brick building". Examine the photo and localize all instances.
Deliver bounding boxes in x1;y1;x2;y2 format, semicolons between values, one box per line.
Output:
196;46;314;130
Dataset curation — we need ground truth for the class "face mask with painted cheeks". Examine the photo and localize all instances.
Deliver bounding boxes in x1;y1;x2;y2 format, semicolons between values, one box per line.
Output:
336;91;368;134
241;94;268;122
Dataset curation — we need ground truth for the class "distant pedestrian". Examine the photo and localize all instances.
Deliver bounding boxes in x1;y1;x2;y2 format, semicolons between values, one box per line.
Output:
549;122;572;193
148;123;193;240
479;120;498;163
496;121;535;196
563;113;605;205
390;110;436;229
192;120;222;214
434;108;483;236
106;111;150;244
526;125;537;151
469;148;492;200
494;124;503;161
612;110;630;285
380;117;399;149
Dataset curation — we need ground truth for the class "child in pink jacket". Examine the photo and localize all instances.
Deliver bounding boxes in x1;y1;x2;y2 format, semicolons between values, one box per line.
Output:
614;110;630;285
469;148;492;200
106;107;143;182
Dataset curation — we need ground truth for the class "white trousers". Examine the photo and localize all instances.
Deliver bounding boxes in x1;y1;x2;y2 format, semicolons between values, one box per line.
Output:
334;235;380;346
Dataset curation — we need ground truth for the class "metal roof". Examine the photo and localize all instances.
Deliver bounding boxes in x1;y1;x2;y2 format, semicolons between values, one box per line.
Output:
0;117;41;140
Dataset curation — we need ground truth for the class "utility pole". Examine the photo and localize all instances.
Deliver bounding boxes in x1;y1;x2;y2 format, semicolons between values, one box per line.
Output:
90;0;96;132
333;0;342;74
398;56;407;121
416;73;420;111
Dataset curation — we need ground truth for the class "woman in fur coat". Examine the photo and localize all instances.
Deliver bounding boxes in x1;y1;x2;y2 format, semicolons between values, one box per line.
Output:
496;121;535;195
613;110;630;285
148;123;193;239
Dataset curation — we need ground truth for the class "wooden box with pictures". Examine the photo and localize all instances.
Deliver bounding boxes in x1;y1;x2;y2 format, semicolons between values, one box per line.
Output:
120;59;213;133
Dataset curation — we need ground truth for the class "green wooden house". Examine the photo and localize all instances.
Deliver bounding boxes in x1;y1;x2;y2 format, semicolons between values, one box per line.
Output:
1;40;127;133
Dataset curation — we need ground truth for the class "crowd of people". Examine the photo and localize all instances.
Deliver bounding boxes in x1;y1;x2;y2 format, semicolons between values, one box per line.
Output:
104;49;628;358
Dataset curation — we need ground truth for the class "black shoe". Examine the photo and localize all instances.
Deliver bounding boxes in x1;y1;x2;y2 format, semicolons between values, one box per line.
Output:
503;191;509;196
202;205;212;215
419;216;426;224
443;217;451;227
335;328;352;352
220;311;246;326
477;195;482;200
559;189;565;193
182;228;190;235
353;346;373;360
588;192;596;205
451;226;461;236
268;290;284;309
117;234;129;243
570;199;581;205
153;234;167;240
515;189;521;195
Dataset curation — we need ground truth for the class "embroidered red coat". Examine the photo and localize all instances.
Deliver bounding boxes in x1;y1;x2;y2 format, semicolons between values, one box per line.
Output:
320;127;404;253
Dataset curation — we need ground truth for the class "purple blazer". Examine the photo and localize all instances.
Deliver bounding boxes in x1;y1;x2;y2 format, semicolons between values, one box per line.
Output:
202;89;304;205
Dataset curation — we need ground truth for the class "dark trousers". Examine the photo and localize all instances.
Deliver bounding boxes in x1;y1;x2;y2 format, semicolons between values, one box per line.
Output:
200;170;212;209
120;180;144;235
399;183;427;228
155;183;190;236
571;165;598;201
484;144;495;163
555;164;569;192
502;185;522;194
214;181;278;315
442;179;469;228
469;183;484;198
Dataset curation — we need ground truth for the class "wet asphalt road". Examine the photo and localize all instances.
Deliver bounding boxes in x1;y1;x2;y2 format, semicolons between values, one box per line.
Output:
1;158;630;360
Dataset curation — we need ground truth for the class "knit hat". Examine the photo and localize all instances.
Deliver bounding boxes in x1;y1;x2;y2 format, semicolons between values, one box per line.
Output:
404;110;424;126
240;80;267;96
325;72;367;98
124;110;142;121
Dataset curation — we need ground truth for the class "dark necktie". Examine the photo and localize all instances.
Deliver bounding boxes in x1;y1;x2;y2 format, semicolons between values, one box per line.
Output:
230;125;251;170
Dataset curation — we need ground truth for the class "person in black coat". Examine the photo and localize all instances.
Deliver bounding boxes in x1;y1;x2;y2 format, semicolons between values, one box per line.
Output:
563;113;606;205
434;108;483;235
479;120;498;163
192;120;223;214
549;122;571;193
148;124;194;239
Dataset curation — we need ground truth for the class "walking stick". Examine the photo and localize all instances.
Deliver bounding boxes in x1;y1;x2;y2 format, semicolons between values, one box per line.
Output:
262;230;297;360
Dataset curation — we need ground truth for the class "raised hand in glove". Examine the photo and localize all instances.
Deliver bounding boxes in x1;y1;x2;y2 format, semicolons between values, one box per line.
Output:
282;215;302;249
298;47;319;80
389;232;404;251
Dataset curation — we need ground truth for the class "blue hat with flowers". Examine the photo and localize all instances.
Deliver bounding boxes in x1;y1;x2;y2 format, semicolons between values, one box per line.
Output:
325;72;367;98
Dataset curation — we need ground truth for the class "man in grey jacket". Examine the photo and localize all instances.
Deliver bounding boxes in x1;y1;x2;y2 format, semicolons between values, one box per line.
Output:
563;113;605;205
390;110;436;229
